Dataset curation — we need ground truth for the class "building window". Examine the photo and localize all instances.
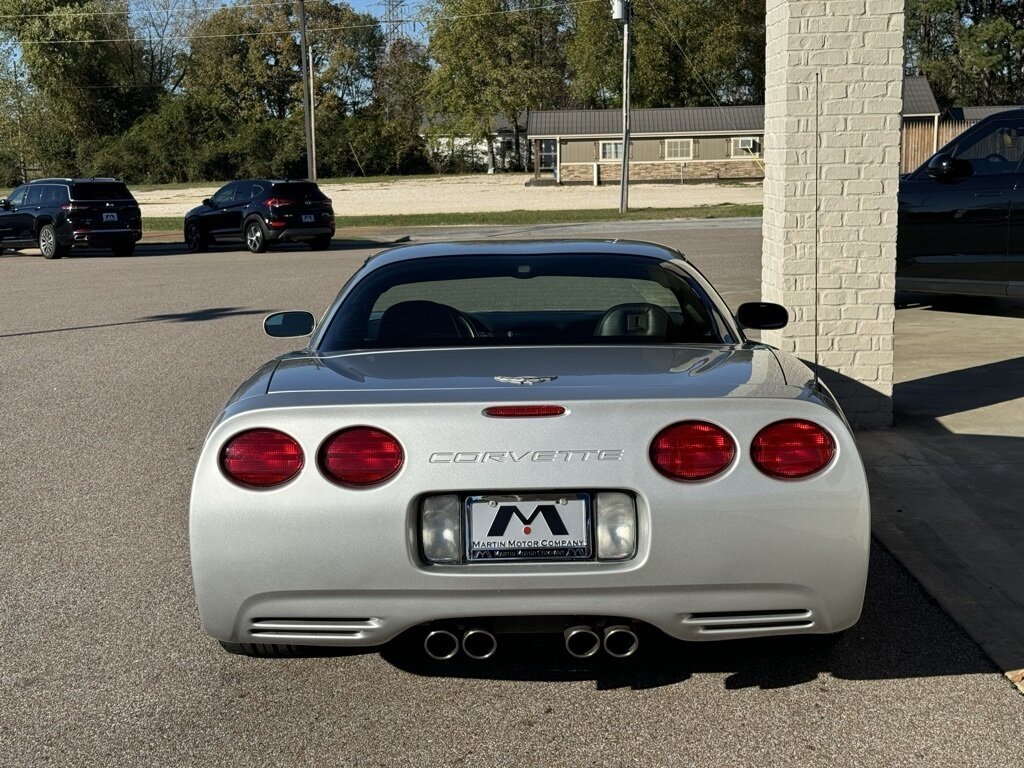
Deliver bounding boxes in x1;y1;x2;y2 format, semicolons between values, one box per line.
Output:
600;141;624;161
665;139;693;160
731;137;761;156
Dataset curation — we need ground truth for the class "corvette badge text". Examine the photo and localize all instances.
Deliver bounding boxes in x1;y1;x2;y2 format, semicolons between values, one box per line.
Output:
429;449;624;464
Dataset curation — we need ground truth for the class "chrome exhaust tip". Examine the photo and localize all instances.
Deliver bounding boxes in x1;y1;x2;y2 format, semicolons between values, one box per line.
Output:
602;625;639;658
423;629;460;660
564;625;602;658
461;628;497;660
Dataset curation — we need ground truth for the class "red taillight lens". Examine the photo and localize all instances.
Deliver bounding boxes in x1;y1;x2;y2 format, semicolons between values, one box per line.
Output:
220;429;303;488
483;405;565;418
650;421;735;481
751;420;835;479
264;197;295;207
319;427;404;487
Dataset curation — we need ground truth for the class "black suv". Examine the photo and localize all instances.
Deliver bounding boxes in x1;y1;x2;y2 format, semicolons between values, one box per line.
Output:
0;178;142;258
184;179;335;253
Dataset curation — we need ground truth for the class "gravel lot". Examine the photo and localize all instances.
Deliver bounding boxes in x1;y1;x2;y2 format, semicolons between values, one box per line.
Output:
133;175;763;218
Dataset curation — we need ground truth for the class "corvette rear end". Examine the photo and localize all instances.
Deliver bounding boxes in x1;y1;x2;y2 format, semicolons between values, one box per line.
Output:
189;241;870;658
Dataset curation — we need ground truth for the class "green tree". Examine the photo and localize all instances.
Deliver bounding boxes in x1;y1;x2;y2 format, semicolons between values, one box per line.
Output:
426;0;568;170
906;0;1024;107
566;0;766;109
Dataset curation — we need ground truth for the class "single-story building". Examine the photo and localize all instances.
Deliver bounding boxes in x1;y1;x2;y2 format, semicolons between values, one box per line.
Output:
531;76;939;184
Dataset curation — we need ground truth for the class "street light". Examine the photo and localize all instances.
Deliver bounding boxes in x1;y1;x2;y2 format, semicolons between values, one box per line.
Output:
612;0;632;213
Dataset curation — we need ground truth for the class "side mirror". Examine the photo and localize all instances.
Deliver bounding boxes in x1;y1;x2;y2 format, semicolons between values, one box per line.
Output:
926;153;956;178
736;302;789;330
264;311;315;338
202;198;214;207
0;198;9;210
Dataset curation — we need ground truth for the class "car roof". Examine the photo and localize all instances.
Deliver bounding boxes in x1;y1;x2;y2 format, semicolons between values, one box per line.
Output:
27;178;121;184
365;239;689;268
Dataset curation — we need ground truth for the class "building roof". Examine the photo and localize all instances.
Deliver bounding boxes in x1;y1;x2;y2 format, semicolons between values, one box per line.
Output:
529;76;940;138
902;75;940;116
946;105;1024;122
529;105;765;138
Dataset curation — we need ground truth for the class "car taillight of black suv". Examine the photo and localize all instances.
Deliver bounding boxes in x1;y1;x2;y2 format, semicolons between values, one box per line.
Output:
0;178;142;259
183;179;335;254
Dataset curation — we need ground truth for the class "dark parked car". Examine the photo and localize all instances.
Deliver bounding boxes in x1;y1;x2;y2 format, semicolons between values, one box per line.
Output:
184;179;335;254
898;109;1024;299
0;178;142;259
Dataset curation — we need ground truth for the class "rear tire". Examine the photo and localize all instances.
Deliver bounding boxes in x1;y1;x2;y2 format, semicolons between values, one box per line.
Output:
218;640;303;657
38;224;67;259
310;235;332;251
111;242;135;257
244;219;268;253
185;220;208;253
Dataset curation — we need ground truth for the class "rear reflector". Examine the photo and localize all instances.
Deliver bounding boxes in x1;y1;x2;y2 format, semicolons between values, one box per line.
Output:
319;427;404;487
220;429;303;488
650;421;735;481
483;405;565;418
751;420;835;479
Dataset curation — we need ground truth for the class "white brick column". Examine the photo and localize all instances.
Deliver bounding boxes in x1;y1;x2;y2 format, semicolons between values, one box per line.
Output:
762;0;904;428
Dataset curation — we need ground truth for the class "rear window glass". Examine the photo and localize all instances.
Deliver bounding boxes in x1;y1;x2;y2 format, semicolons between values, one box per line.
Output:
70;182;133;200
271;182;327;201
318;254;732;351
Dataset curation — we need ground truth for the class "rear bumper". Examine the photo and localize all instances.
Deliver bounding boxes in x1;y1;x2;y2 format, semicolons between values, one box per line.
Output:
214;583;862;647
59;226;142;246
191;399;870;647
267;226;332;243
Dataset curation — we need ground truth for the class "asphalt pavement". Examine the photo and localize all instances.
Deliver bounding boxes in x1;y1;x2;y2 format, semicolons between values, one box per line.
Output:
2;223;1023;766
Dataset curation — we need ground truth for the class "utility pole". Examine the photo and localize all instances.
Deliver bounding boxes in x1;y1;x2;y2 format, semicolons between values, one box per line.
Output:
297;0;316;180
12;61;27;183
612;0;632;213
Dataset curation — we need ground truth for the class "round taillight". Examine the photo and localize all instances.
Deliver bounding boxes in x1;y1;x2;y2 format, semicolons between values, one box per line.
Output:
220;428;303;488
319;427;404;487
751;420;835;479
650;421;736;481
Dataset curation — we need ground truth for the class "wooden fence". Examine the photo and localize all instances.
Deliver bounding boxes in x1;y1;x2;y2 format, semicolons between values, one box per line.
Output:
901;119;970;173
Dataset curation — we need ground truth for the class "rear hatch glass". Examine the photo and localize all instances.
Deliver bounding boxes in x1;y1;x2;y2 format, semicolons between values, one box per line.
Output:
271;182;329;203
67;182;140;228
70;182;135;201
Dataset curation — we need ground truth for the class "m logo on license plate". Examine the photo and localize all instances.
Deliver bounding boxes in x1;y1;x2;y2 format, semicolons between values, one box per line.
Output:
103;213;117;222
302;214;314;223
467;494;591;561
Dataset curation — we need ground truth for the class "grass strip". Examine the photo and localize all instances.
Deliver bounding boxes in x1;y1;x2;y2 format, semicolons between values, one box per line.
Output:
142;204;761;235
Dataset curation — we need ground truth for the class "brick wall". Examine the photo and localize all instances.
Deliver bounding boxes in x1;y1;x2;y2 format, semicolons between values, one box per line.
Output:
559;160;764;184
761;0;904;428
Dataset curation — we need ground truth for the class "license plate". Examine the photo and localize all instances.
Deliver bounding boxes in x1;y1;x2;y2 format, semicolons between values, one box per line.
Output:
466;494;591;561
302;214;314;223
103;213;117;222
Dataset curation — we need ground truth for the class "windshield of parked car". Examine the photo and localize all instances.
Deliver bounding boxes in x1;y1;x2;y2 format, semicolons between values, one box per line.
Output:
70;182;133;200
317;253;735;351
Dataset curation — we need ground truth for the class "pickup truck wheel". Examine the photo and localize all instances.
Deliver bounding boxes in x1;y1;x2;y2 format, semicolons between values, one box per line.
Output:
38;224;68;259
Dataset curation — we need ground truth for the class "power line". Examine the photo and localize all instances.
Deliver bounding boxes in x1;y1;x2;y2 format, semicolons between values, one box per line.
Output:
18;0;598;45
0;1;298;21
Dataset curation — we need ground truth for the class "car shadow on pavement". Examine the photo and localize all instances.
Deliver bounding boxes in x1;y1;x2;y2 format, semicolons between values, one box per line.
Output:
372;544;1000;691
129;236;410;258
0;307;268;339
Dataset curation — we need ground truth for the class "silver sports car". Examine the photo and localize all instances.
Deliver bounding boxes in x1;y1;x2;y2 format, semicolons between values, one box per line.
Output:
190;240;869;660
